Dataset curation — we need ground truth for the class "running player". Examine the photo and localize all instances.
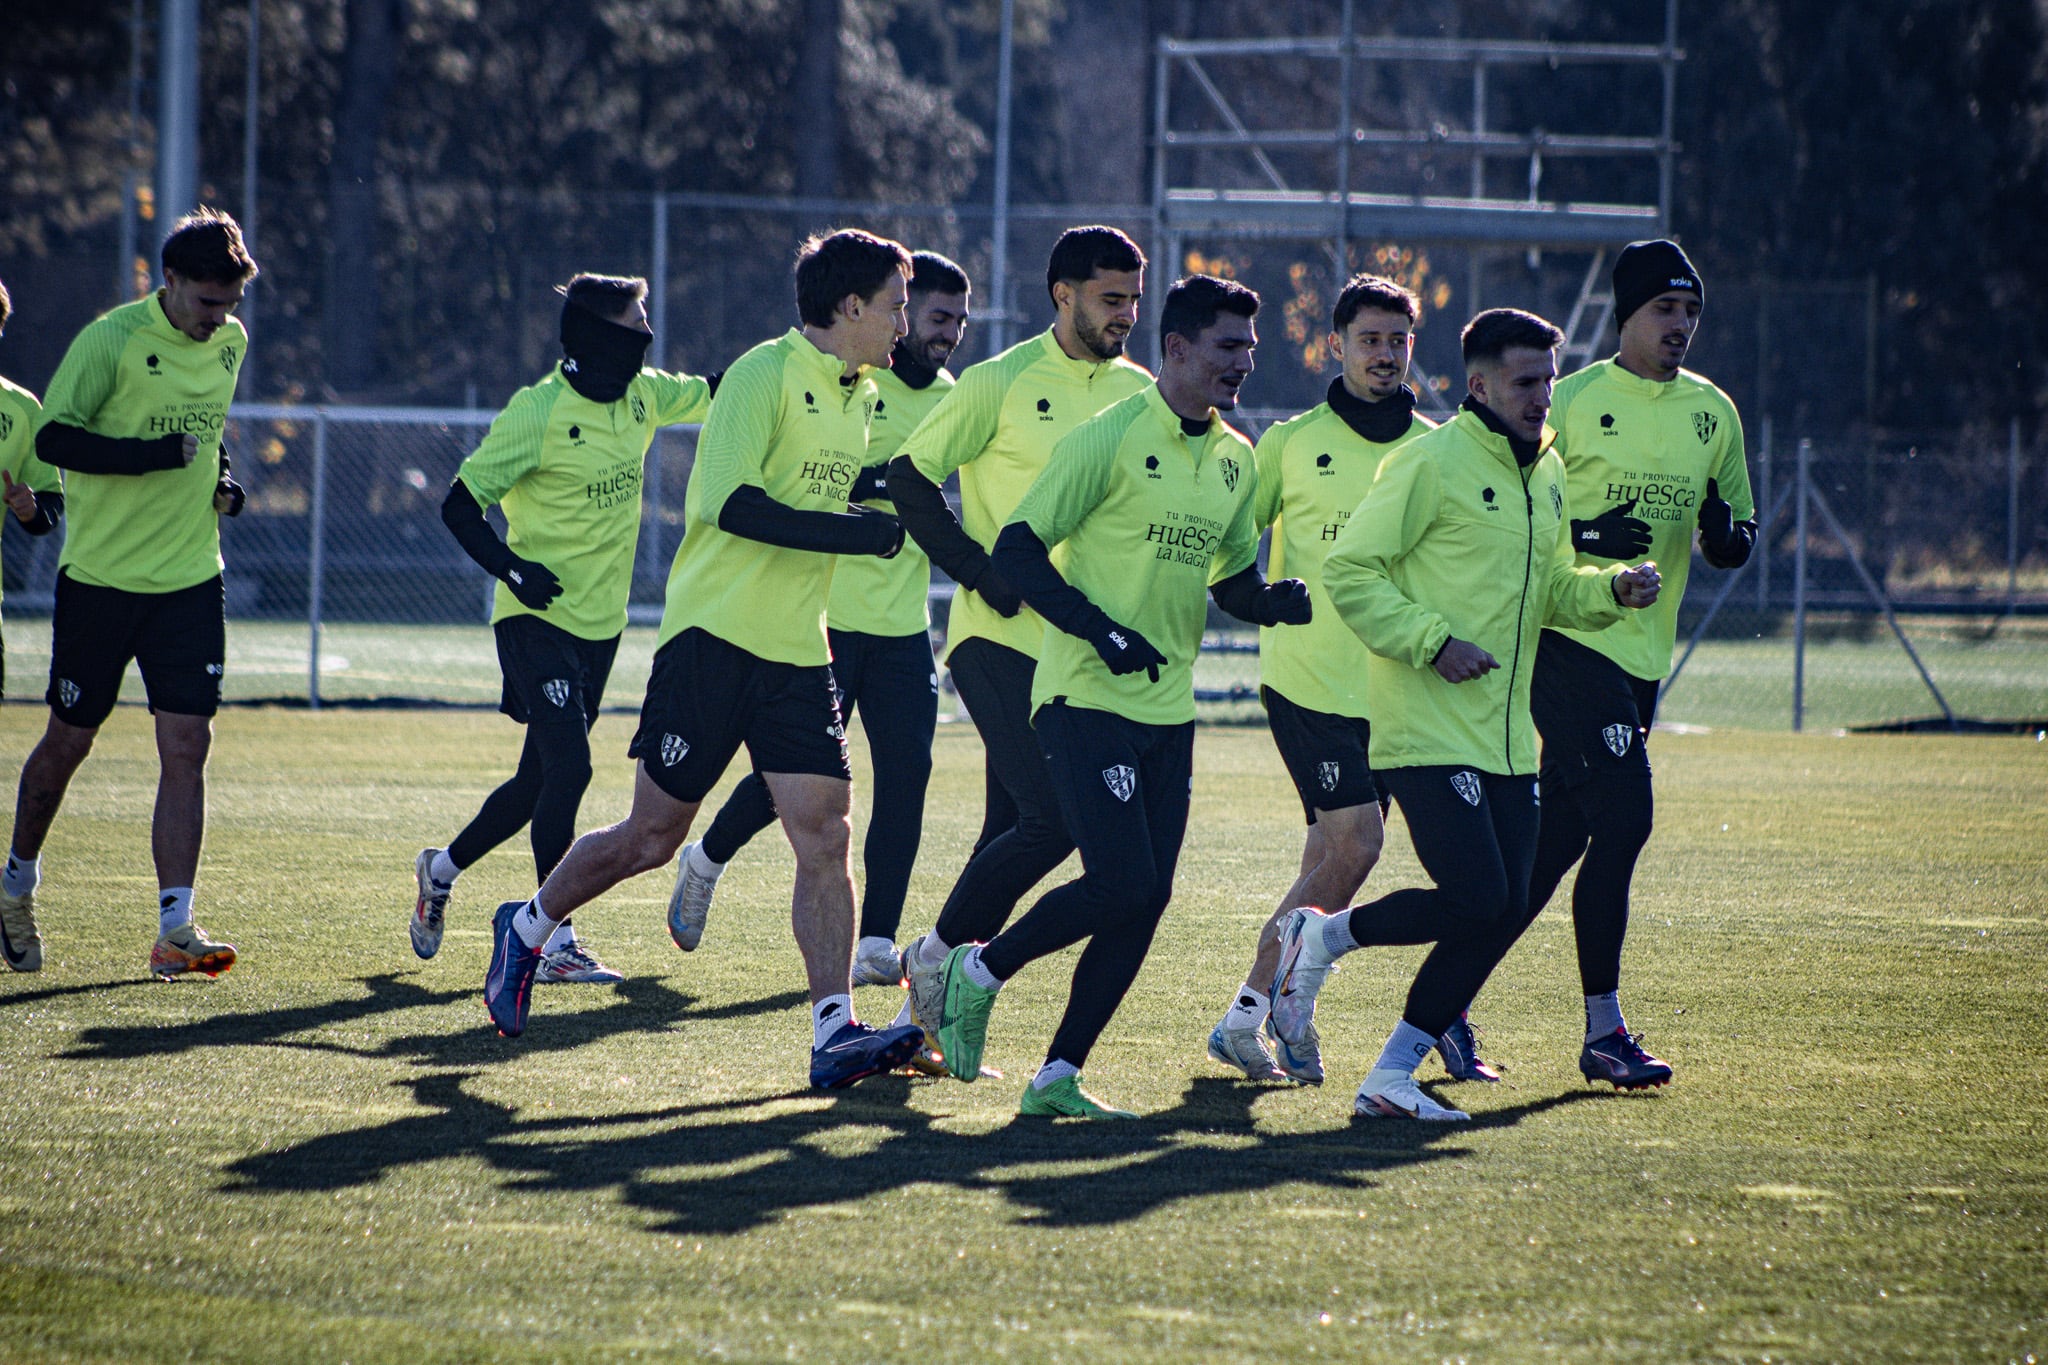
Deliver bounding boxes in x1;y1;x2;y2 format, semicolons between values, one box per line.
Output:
1273;308;1661;1121
480;229;925;1091
1201;273;1445;1085
1466;240;1755;1089
931;275;1313;1119
0;277;66;710
409;273;711;985
0;209;255;978
882;227;1153;1067
669;253;971;995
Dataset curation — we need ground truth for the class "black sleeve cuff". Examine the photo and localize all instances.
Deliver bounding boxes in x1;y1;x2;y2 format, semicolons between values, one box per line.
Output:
885;455;991;586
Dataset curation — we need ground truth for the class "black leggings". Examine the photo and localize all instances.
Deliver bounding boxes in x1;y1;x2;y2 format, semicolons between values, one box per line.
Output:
447;718;595;888
979;704;1193;1069
930;638;1077;948
1338;766;1542;1038
699;628;938;942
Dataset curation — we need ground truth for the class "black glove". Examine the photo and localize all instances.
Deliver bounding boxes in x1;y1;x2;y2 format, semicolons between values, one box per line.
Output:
847;503;905;559
213;444;246;516
500;556;563;609
1696;477;1754;567
849;463;888;504
704;369;724;398
1256;578;1312;625
1572;498;1654;560
1087;618;1167;683
972;564;1023;618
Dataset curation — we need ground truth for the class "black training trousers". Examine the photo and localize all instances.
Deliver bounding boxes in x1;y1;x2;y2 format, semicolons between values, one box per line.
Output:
979;702;1194;1069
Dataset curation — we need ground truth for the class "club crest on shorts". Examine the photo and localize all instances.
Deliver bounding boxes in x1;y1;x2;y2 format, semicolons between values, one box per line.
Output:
541;678;571;709
1317;760;1340;792
1102;765;1136;802
57;678;80;710
1449;770;1482;807
1603;723;1633;757
659;733;689;767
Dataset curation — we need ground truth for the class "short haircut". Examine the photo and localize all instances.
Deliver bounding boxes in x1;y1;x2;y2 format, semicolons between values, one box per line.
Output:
1045;226;1145;302
1159;273;1260;345
794;229;913;328
161;207;258;284
909;251;970;299
1332;273;1420;332
560;273;648;321
0;277;10;333
1460;307;1563;367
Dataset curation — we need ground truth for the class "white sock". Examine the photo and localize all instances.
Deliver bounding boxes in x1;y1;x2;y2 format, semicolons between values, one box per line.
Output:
913;930;950;965
1222;984;1269;1031
542;918;577;954
1031;1058;1079;1090
3;850;40;899
961;945;1003;990
159;887;194;935
1585;992;1625;1043
686;842;724;881
513;897;554;950
429;849;460;886
1314;910;1355;963
1372;1020;1439;1077
812;994;853;1047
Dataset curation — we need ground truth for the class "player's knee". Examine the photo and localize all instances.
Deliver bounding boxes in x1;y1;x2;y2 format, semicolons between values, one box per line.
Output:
1438;867;1512;926
155;721;213;771
1585;771;1654;854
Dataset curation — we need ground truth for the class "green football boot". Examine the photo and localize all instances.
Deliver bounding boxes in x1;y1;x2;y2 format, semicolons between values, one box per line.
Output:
934;944;1000;1081
1019;1074;1136;1120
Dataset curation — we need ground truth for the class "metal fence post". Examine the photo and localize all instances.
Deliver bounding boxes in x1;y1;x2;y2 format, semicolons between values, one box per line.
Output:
2010;416;2022;619
1792;436;1809;732
1756;415;1772;612
308;410;327;709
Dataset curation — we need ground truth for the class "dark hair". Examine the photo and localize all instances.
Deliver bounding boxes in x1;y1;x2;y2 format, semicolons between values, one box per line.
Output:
909;251;970;299
794;230;913;328
1045;226;1145;303
560;273;648;322
161;207;258;284
1460;308;1563;367
0;277;10;333
1332;273;1420;332
1159;274;1260;345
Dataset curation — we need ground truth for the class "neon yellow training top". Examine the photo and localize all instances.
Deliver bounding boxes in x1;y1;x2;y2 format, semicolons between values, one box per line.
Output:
825;362;954;636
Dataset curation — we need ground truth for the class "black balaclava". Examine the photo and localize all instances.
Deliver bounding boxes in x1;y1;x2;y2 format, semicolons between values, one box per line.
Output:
560;300;652;403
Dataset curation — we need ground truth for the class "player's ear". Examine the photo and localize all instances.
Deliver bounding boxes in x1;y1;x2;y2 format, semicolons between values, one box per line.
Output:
837;291;864;324
1050;279;1073;313
1326;331;1344;364
1465;368;1487;405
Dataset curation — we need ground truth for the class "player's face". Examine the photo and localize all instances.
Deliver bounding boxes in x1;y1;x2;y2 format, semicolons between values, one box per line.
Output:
614;297;653;334
848;269;911;371
904;289;969;370
1468;344;1558;443
162;268;246;343
1333;306;1415;402
1617;289;1701;381
1177;311;1257;412
1064;268;1144;361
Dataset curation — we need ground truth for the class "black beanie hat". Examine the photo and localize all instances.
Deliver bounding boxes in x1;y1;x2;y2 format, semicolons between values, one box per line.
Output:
1612;239;1702;326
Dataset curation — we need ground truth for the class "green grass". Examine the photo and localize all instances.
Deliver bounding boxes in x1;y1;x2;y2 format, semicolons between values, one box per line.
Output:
0;709;2043;1362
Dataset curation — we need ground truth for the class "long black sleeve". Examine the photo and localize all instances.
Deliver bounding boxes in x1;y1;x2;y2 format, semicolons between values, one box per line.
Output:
19;491;63;536
1700;518;1758;570
990;521;1111;639
717;484;898;557
36;422;185;476
884;455;992;586
1209;564;1269;624
441;479;516;578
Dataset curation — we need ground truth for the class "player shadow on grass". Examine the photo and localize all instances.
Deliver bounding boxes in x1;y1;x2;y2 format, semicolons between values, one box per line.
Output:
0;977;160;1009
56;971;807;1066
221;1067;1603;1232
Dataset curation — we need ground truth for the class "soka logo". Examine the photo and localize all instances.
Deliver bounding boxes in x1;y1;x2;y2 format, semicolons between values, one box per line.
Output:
541;679;571;709
1449;770;1482;807
660;733;689;767
1692;411;1718;444
1218;455;1240;492
1317;760;1340;792
1603;723;1633;757
1102;765;1136;802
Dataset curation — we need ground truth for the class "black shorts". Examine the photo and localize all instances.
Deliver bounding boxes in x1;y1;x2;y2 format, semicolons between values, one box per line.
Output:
1529;630;1658;790
495;615;619;728
1261;685;1386;824
629;627;851;803
47;570;225;728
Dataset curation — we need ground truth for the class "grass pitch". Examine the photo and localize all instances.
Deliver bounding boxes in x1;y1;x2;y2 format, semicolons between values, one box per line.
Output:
0;707;2042;1362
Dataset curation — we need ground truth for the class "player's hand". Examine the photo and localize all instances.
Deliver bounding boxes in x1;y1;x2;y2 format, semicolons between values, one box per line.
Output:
178;434;200;467
1696;478;1739;555
1433;637;1499;683
1256;578;1312;626
500;556;563;609
974;565;1024;618
1088;619;1167;683
847;503;905;558
1571;498;1653;560
213;475;246;516
849;463;888;504
1612;561;1661;609
2;471;36;523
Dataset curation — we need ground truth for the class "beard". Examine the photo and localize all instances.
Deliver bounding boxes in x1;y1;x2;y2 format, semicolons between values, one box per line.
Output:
1073;311;1128;361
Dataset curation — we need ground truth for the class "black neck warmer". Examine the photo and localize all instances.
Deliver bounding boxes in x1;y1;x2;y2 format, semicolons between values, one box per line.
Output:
1462;394;1542;468
560;303;652;403
1179;414;1210;438
888;339;941;391
1328;377;1417;444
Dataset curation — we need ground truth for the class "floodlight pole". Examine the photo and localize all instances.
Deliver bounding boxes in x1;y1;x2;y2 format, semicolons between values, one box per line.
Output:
241;0;260;394
988;0;1016;353
156;0;200;240
1792;437;1810;732
119;0;145;303
645;193;671;593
